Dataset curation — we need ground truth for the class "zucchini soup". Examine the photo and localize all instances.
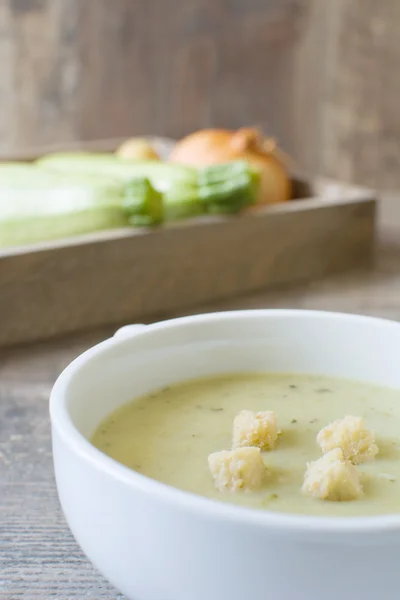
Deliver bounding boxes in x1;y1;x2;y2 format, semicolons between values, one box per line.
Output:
92;373;400;517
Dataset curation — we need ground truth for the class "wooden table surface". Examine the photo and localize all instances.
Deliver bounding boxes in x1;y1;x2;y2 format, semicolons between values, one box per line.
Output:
1;195;400;599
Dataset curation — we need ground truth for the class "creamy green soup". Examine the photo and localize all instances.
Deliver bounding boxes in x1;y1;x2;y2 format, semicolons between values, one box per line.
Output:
92;373;400;516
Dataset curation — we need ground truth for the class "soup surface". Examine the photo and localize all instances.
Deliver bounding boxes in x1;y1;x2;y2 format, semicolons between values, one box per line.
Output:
92;373;400;516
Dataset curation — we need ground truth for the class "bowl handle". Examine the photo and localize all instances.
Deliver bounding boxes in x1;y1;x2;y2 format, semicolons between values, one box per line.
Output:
113;324;146;339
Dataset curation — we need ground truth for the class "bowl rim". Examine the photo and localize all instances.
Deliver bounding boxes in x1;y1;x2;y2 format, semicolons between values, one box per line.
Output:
50;309;400;537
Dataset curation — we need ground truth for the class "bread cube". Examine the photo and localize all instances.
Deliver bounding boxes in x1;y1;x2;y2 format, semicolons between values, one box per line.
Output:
302;448;363;501
317;415;378;464
232;410;278;450
208;447;266;492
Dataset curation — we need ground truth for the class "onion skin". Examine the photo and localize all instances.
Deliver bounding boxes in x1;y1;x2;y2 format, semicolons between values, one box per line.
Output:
169;128;291;206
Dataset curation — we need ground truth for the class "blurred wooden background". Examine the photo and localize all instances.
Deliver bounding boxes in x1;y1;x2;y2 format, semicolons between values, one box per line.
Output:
0;0;399;189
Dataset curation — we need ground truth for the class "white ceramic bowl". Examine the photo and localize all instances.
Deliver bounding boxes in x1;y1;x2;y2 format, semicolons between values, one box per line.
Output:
50;310;400;600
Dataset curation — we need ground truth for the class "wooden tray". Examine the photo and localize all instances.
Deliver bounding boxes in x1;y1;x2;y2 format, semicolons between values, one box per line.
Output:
0;138;376;348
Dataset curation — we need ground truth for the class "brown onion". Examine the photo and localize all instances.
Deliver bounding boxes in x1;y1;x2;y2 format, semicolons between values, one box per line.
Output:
169;128;291;205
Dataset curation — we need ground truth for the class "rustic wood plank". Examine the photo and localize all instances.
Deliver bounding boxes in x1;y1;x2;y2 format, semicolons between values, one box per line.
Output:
0;1;308;157
0;2;14;149
292;0;400;189
75;0;156;140
1;0;400;187
0;0;81;152
75;0;310;147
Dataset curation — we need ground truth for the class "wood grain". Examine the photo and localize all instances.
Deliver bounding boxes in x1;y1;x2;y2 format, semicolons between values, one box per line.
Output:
0;0;306;151
1;0;400;188
0;194;399;599
292;0;400;190
0;174;376;348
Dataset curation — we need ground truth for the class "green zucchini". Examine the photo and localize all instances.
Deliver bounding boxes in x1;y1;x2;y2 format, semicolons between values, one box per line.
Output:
37;153;198;192
0;155;261;248
0;169;127;248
